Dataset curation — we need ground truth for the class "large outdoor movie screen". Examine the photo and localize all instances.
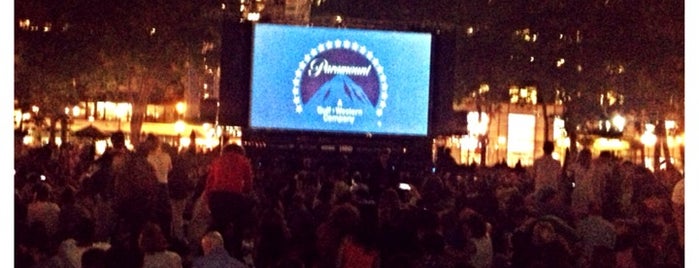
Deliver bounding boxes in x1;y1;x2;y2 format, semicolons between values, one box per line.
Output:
249;23;433;136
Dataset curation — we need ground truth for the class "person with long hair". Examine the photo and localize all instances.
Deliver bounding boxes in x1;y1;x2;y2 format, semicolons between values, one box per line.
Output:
138;222;182;268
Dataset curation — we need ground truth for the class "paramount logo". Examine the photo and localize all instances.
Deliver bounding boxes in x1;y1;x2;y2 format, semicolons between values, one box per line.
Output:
292;39;388;118
307;58;373;78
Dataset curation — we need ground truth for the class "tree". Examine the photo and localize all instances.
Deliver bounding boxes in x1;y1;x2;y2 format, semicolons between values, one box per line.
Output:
15;0;101;145
17;0;226;145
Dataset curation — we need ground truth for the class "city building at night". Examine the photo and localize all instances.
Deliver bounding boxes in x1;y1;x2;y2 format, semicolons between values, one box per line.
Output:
10;1;689;267
14;0;683;171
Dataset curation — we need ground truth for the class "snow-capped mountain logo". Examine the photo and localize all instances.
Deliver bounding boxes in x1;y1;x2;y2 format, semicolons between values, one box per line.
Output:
292;40;388;126
306;74;374;110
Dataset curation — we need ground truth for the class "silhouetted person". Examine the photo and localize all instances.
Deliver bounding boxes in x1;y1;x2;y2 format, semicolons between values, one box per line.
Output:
192;231;246;268
138;222;182;268
144;134;173;240
435;147;458;173
204;143;255;259
532;141;561;193
365;148;397;200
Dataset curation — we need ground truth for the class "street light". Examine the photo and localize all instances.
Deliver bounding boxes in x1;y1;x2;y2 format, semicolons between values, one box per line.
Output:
175;119;186;149
612;114;626;131
497;136;507;163
72;106;81;117
466;111;490;165
640;124;657;169
176;101;186;120
176;102;186;116
115;103;128;130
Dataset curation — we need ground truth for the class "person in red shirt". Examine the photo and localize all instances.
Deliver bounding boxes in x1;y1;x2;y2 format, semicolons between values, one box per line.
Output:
203;143;254;259
205;144;253;197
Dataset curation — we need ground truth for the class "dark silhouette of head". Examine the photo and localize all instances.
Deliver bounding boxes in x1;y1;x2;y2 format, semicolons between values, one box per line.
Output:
543;141;554;155
111;131;126;149
144;134;161;152
222;143;246;156
578;148;592;168
138;222;169;253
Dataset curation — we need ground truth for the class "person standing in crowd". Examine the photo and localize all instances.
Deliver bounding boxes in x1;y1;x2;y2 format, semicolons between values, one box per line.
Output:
139;221;182;268
192;231;247;268
575;201;617;268
435;146;458;173
105;131;131;172
90;131;132;200
255;204;292;268
81;247;108;268
26;182;61;240
144;134;174;241
466;213;494;268
145;134;173;188
169;139;202;241
112;136;159;243
365;148;397;201
589;151;617;219
337;222;380;268
671;178;684;251
566;148;594;219
315;203;361;268
532;141;561;194
50;217;112;268
204;143;255;259
511;218;575;268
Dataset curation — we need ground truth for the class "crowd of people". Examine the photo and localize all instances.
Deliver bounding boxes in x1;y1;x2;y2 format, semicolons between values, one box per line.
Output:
14;132;685;268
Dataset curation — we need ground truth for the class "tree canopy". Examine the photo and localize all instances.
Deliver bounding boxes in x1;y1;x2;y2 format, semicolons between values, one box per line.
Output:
15;0;227;141
314;0;684;134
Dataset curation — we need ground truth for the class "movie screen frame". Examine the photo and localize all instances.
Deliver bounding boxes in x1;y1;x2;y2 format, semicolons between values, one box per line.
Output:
248;23;434;137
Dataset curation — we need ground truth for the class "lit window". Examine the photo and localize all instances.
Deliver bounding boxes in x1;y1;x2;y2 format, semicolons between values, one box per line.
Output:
576;30;583;43
665;120;676;130
612;114;626;131
519;88;528;99
530;90;537;104
556;58;565;67
19;19;30;30
467;112;489;136
478;84;489;94
247;12;260;21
